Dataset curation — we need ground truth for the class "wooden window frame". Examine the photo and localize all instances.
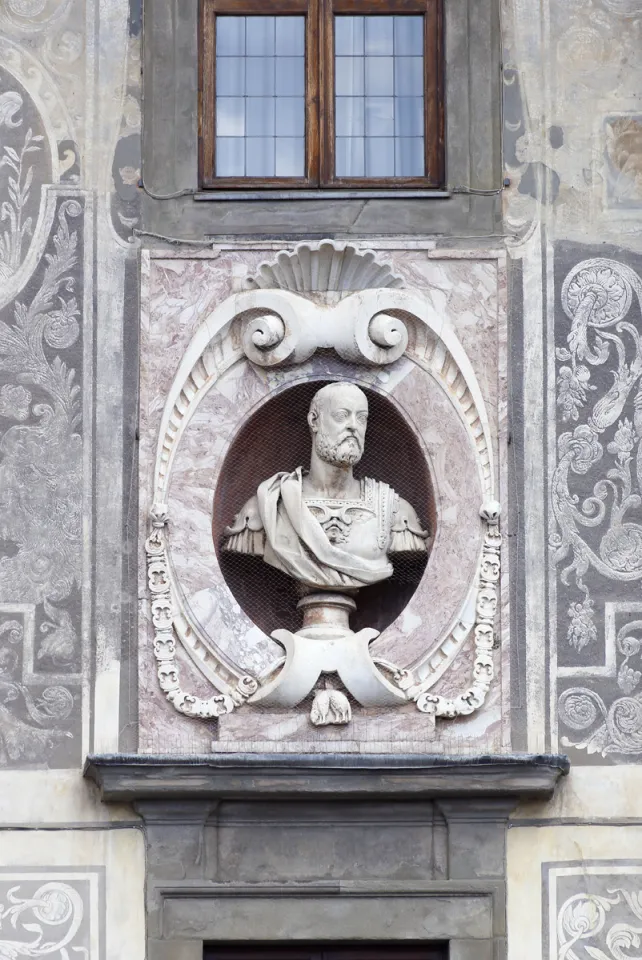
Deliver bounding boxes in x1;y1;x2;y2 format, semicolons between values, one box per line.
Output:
199;0;444;189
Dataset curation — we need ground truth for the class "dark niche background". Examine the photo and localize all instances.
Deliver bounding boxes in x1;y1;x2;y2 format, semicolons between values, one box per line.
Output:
213;378;435;636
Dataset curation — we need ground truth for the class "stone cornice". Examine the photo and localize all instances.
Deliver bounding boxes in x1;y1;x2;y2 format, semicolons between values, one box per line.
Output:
84;752;569;803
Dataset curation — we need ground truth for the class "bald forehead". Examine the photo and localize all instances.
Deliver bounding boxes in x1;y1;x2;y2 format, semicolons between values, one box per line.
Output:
312;383;368;412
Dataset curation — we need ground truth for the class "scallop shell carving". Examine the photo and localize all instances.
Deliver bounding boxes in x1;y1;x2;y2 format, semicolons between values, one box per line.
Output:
244;239;404;293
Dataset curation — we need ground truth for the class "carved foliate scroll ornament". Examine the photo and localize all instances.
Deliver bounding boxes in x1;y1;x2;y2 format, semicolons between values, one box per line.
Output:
145;511;258;719
415;501;501;718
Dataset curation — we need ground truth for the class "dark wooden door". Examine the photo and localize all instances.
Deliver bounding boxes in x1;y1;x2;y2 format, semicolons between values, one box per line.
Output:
204;943;448;960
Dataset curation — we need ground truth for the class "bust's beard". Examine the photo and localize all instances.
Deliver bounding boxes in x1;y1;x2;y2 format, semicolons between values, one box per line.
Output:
315;432;362;466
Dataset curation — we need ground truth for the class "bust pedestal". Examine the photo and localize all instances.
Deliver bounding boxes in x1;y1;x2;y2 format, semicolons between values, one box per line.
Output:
296;592;357;639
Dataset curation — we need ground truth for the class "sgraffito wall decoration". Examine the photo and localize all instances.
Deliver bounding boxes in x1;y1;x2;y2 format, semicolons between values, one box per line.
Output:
0;868;102;958
551;252;642;760
0;0;140;770
544;860;642;960
0;48;84;767
503;0;642;768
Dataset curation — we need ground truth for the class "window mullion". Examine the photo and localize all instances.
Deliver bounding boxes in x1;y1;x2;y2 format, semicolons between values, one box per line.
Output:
306;0;322;184
319;0;333;185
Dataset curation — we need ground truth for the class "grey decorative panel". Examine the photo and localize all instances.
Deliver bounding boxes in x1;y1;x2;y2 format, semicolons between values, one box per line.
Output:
543;860;642;960
0;195;84;767
605;116;642;210
548;243;642;761
0;67;50;291
0;867;104;958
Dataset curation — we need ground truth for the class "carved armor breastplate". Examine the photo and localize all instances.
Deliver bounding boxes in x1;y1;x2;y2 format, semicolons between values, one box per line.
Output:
305;477;396;557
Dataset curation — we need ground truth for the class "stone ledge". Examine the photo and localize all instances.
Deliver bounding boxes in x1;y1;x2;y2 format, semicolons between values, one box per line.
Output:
83;752;569;802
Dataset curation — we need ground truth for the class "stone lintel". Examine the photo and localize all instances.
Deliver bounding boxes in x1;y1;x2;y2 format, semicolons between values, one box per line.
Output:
84;752;569;803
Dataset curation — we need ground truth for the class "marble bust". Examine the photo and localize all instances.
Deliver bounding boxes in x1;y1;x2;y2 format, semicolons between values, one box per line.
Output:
223;382;429;593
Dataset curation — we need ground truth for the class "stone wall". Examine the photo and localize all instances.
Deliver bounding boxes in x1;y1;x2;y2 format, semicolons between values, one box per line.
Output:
504;1;642;957
0;0;143;954
0;0;641;956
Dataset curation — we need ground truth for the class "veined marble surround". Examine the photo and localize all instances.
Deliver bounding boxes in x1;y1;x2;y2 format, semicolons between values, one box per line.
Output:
139;242;508;754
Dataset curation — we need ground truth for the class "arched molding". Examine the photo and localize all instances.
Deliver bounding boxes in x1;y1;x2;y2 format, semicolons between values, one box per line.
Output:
154;288;495;507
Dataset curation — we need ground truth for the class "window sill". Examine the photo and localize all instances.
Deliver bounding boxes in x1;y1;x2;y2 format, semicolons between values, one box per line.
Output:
193;189;452;201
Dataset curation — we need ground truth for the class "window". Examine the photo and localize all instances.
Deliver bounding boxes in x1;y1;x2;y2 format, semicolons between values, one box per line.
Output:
200;0;443;189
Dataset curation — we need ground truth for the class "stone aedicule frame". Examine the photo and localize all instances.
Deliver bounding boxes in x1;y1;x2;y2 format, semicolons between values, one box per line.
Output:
85;753;569;960
138;242;508;754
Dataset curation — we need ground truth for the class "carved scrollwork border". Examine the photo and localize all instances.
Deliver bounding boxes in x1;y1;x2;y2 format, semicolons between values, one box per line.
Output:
154;288;495;505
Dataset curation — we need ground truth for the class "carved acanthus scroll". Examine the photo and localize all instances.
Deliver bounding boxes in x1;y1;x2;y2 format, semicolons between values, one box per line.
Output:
413;501;500;718
145;504;257;719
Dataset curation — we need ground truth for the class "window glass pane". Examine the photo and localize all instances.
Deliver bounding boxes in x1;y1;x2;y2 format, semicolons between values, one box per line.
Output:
246;57;275;96
276;98;305;137
336;136;365;177
276;137;304;175
395;137;424;176
395;97;423;137
334;14;425;179
215;15;305;178
246;97;275;136
394;56;423;96
216;137;245;176
217;98;245;137
276;17;304;55
335;17;364;56
335;58;364;96
365;17;393;56
336;97;365;137
246;16;275;56
366;97;394;137
217;57;245;96
366;137;395;176
276;57;304;96
394;16;423;56
217;17;245;56
365;57;393;96
246;137;275;176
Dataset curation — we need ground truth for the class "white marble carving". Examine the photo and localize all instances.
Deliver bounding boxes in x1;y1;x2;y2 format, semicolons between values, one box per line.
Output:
143;267;504;741
244;239;404;292
152;288;495;509
414;501;500;718
145;504;258;719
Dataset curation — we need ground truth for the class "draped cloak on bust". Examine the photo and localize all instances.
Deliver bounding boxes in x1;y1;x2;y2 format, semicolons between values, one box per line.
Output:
256;467;395;589
223;467;429;590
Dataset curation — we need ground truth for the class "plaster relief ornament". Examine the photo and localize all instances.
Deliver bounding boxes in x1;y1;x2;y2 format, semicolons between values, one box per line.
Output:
223;382;429;719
